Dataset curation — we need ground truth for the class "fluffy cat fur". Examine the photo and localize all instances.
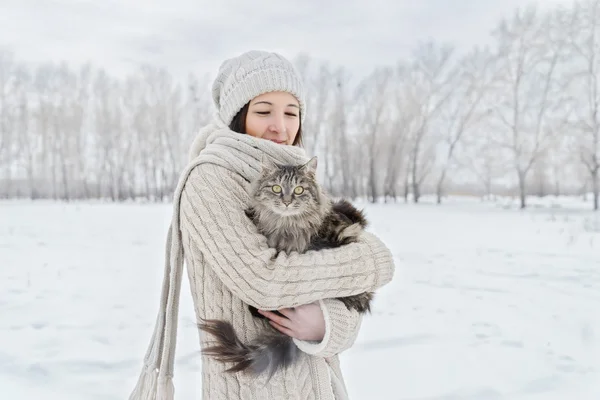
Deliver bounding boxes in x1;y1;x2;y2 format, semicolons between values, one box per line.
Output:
197;156;374;381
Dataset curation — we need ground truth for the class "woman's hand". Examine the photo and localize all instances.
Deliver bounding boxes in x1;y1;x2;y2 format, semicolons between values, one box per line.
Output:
258;301;325;341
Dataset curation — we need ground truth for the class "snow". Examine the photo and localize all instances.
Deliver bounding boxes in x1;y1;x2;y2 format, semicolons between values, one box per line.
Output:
1;197;599;399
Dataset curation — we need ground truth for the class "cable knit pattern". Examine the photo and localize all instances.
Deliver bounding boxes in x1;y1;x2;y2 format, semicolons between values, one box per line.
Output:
181;165;393;310
128;119;395;400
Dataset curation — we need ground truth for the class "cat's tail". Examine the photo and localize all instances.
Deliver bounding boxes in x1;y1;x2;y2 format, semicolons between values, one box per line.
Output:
338;222;364;241
332;199;368;228
198;319;299;381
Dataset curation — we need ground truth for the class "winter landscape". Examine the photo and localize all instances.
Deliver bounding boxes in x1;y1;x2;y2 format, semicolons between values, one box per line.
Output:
1;196;599;399
2;0;600;398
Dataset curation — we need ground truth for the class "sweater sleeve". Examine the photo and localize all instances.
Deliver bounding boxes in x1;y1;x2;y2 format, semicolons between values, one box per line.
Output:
293;299;362;358
179;163;395;310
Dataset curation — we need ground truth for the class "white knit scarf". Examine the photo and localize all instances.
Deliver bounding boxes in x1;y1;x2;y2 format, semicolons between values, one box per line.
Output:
128;116;309;400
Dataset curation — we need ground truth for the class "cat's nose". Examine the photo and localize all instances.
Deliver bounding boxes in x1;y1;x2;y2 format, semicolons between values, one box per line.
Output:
282;199;292;206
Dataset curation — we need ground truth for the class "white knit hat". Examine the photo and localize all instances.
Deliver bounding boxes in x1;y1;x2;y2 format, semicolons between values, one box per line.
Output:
212;50;306;126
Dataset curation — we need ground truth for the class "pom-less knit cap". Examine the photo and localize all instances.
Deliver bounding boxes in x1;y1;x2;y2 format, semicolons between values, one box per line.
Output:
212;50;306;126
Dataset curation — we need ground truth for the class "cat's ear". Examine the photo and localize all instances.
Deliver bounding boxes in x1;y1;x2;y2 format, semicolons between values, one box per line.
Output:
260;155;278;173
301;156;318;174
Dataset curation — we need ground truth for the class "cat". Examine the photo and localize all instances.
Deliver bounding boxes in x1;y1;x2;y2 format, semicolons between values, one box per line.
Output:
197;156;374;381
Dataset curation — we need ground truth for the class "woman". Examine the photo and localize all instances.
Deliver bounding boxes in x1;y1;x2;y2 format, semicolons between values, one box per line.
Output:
129;50;395;400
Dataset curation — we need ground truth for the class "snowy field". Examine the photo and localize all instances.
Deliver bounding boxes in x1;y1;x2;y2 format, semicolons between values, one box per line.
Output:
1;196;599;399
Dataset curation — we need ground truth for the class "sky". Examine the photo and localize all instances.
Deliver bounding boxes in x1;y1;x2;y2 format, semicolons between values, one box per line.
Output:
0;0;575;82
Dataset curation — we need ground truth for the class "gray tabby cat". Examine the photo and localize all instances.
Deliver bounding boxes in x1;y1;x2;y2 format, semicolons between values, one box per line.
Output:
197;156;374;380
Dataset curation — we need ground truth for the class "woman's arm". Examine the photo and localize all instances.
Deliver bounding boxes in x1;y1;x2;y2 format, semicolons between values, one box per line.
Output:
261;299;364;358
179;162;395;310
292;299;363;358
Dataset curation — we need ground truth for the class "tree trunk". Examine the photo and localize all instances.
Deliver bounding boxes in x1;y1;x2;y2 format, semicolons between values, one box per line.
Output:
369;155;377;203
518;170;527;209
411;145;420;203
593;168;598;211
403;157;411;203
412;176;421;203
436;169;448;204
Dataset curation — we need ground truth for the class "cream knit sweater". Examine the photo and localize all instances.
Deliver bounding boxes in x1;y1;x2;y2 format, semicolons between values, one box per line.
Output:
128;119;396;400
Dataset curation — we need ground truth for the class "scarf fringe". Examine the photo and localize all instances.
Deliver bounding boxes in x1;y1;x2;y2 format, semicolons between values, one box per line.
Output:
157;375;175;400
129;365;174;400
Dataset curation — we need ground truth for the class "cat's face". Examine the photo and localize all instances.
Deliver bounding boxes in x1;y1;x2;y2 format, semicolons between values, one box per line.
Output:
252;157;321;216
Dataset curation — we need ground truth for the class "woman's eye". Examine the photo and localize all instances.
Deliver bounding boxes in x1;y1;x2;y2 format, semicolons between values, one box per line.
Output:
256;111;270;115
285;112;298;117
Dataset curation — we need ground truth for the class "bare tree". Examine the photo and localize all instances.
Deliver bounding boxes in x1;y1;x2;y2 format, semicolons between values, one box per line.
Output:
434;46;497;204
73;63;93;199
292;54;333;157
305;63;332;157
146;67;183;198
382;63;418;202
323;67;354;197
531;149;550;197
489;5;570;208
565;0;600;210
53;62;82;201
406;41;456;203
0;49;15;197
545;142;575;196
456;129;511;199
353;67;394;203
31;64;59;198
93;69;129;201
183;72;212;156
12;64;34;197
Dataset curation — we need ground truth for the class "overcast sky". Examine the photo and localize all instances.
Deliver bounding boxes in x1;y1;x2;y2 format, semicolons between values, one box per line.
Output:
1;0;574;81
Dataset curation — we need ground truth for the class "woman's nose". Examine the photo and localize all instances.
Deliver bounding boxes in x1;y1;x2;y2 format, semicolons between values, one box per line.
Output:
269;118;287;137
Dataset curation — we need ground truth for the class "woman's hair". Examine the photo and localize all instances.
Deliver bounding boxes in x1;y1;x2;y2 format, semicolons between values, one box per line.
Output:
229;102;304;147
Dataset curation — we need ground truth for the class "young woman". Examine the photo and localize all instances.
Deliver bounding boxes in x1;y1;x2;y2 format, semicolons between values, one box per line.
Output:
129;50;396;400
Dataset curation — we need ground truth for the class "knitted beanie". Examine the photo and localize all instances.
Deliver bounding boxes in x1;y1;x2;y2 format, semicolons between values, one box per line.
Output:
212;50;306;126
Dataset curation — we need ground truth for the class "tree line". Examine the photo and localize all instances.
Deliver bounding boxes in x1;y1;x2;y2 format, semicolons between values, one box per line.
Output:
0;1;598;210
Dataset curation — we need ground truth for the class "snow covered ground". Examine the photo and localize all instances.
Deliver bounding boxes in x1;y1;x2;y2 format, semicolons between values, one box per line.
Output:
1;197;599;399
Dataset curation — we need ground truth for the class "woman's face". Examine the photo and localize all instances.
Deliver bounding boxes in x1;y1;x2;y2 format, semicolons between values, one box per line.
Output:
245;91;300;145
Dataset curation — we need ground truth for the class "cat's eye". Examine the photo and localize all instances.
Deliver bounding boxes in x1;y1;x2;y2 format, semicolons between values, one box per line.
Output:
294;186;304;195
272;185;282;193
